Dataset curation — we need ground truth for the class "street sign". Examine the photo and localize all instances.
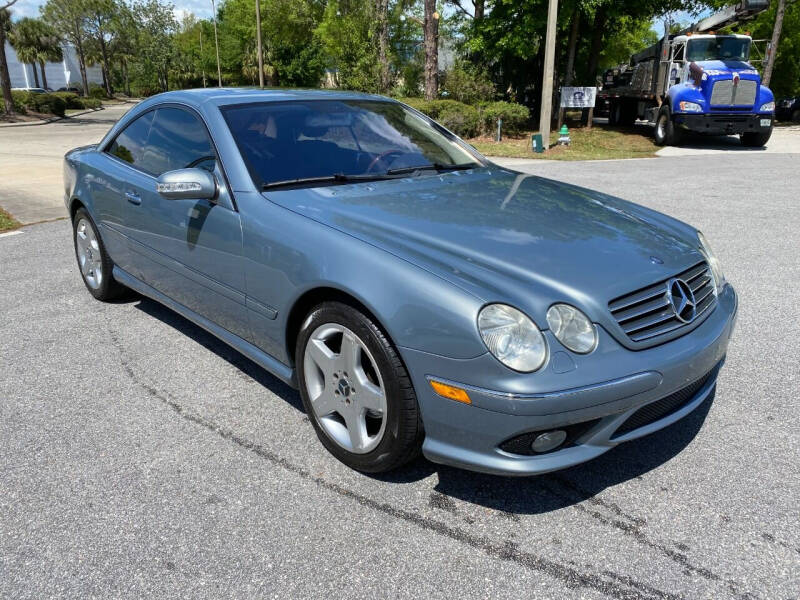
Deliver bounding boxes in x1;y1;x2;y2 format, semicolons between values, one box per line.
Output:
560;87;597;108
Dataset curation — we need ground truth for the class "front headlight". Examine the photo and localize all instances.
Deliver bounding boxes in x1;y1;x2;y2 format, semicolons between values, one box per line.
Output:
546;304;598;354
697;231;725;293
760;101;775;113
478;304;547;372
679;101;703;113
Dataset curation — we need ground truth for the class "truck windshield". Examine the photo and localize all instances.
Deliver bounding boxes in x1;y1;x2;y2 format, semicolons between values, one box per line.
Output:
221;99;482;189
687;37;750;62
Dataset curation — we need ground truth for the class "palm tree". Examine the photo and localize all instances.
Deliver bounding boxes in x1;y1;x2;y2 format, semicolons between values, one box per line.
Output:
9;18;45;87
35;23;63;90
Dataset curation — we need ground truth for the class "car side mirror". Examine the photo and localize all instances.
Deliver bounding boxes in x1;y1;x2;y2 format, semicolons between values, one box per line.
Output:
156;168;217;201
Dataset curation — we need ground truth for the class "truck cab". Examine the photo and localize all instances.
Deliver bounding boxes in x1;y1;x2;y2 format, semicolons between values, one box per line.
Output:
657;33;775;146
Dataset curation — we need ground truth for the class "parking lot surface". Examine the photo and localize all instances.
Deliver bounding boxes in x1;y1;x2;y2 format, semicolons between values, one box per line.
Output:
1;131;799;596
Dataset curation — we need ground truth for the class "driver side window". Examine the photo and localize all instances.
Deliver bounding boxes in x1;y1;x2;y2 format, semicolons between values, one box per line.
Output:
140;107;217;176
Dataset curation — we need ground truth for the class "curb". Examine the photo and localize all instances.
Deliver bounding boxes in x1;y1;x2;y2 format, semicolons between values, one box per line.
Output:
0;104;123;128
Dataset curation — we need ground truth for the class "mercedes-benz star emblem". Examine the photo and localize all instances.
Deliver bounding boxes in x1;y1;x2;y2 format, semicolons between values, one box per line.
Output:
666;278;696;323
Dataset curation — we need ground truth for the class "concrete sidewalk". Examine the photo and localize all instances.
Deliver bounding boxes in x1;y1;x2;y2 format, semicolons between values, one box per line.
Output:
0;104;132;224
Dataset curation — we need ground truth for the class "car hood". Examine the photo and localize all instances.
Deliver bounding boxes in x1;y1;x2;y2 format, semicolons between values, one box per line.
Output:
265;168;703;323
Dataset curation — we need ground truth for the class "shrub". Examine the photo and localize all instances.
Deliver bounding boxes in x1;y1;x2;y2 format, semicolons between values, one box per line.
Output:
10;90;29;114
394;98;480;137
440;62;496;105
52;92;83;109
88;84;109;99
79;97;102;109
30;93;66;117
479;101;530;135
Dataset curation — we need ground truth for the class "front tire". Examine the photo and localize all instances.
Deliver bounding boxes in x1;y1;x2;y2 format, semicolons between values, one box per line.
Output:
72;208;127;301
654;105;682;146
296;301;423;473
740;128;772;147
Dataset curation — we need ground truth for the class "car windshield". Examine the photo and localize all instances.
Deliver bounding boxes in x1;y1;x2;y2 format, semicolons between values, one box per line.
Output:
222;99;482;188
686;37;750;62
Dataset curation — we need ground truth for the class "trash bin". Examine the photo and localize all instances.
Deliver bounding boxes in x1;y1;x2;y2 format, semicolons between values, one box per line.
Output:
531;133;544;153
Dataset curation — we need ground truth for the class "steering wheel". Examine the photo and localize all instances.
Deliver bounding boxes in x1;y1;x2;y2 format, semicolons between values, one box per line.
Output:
366;150;405;173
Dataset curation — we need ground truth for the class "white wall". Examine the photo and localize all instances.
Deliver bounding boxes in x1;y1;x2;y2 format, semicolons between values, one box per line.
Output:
4;41;104;90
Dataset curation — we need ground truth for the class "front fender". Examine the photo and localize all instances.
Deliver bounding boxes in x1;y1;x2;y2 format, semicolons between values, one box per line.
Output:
668;84;706;114
235;191;488;364
757;85;775;113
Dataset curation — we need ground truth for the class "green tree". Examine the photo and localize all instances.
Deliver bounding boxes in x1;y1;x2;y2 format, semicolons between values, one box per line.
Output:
84;0;120;96
9;18;46;87
1;7;14;114
129;0;178;93
315;0;381;92
41;0;92;95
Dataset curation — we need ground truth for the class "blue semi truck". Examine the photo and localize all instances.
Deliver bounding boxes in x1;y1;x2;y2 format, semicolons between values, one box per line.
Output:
598;1;775;147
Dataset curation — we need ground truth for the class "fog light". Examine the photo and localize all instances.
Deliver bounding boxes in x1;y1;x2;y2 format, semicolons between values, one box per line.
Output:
531;430;567;453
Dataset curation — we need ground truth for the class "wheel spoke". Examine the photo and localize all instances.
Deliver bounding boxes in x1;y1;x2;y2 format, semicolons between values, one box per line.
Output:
340;332;360;374
343;408;368;451
311;390;339;417
307;338;336;376
80;256;91;275
355;378;384;413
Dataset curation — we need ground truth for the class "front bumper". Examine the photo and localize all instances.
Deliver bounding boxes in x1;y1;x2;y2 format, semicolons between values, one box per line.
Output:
400;284;738;476
674;113;772;135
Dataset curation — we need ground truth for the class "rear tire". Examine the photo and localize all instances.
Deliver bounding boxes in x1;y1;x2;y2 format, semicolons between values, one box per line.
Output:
791;109;800;123
72;208;127;301
740;129;772;147
296;301;423;473
654;105;682;146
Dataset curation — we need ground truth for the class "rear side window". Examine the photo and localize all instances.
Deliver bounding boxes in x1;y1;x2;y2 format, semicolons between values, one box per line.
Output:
140;107;215;176
108;111;154;167
107;106;215;177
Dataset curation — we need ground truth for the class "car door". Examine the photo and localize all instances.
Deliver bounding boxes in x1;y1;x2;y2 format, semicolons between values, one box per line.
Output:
90;109;158;276
123;105;251;342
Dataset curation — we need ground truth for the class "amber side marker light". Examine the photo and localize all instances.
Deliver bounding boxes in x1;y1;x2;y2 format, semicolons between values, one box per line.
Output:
429;380;471;404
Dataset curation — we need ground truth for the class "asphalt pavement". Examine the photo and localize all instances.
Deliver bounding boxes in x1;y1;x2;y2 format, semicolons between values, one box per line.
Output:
1;122;799;598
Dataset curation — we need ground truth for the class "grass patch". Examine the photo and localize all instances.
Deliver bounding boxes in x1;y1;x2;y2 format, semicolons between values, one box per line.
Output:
469;125;659;161
0;206;21;232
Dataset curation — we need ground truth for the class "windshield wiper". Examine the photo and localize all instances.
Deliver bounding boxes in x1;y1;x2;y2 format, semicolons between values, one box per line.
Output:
386;162;480;176
262;172;397;190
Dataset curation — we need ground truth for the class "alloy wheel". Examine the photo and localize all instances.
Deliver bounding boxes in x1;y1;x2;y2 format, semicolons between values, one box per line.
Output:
303;323;388;454
75;218;103;290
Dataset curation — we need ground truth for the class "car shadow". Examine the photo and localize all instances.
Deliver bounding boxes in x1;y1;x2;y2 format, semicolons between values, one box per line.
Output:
128;293;712;515
132;295;303;412
376;393;715;515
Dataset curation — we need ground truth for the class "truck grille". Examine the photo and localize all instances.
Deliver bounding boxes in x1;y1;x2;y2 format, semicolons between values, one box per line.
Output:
608;262;716;344
710;79;757;106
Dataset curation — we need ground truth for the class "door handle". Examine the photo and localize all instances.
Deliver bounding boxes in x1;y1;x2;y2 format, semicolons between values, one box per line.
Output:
125;191;142;206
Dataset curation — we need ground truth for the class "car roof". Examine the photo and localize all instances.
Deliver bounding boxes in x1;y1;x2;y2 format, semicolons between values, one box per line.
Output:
140;88;393;111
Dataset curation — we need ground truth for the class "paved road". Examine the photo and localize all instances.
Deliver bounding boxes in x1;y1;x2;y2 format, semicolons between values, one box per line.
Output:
0;104;133;224
1;151;798;598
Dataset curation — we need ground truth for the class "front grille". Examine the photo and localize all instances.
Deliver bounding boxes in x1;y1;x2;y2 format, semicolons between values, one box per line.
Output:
612;368;717;438
710;78;757;106
609;262;716;343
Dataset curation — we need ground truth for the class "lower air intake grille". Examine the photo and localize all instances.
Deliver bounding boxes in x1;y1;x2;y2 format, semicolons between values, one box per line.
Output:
609;261;717;344
612;368;716;438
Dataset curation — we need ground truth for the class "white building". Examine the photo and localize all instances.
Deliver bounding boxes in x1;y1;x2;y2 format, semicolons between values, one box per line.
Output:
4;40;104;90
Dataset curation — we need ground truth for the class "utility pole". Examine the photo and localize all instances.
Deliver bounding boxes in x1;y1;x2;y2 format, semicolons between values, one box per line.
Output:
211;0;223;87
763;0;786;87
199;27;206;88
538;0;558;150
255;0;264;88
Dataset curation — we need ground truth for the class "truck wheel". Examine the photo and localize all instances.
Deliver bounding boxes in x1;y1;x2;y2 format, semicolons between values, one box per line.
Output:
740;129;772;147
654;105;682;146
791;109;800;123
620;100;637;126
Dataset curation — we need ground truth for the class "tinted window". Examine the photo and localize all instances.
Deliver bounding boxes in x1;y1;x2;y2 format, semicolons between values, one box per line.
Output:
108;111;154;167
222;100;480;186
687;37;750;62
139;107;216;176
